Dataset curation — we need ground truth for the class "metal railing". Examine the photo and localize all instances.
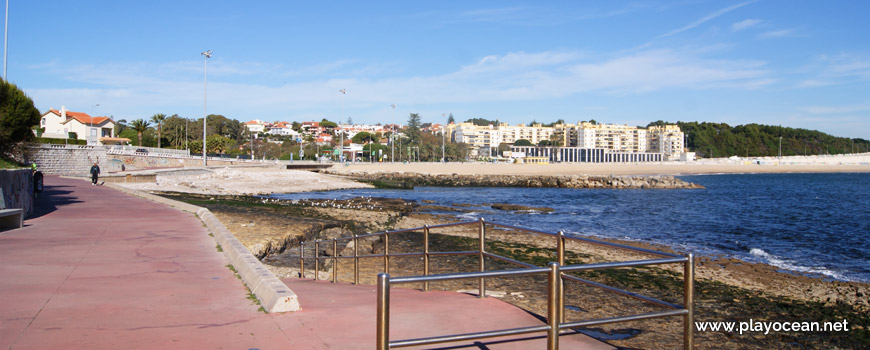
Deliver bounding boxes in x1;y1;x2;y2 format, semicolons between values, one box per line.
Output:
293;218;694;349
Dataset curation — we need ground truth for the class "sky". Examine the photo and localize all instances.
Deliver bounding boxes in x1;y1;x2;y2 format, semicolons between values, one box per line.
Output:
3;0;869;138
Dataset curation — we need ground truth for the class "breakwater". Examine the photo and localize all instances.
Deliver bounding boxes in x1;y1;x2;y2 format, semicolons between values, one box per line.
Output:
322;170;704;189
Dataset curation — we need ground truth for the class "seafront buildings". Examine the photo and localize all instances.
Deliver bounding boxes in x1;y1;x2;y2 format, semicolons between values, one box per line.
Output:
245;118;686;162
448;121;685;162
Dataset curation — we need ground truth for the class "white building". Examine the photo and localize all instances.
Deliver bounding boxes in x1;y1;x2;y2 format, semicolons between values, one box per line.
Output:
244;119;267;133
39;107;120;145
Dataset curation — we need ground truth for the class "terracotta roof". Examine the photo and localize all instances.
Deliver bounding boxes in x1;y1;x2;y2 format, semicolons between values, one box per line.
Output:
48;109;114;125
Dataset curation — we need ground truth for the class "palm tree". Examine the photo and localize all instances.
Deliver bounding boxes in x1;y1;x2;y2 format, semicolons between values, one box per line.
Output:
130;119;151;147
150;113;166;148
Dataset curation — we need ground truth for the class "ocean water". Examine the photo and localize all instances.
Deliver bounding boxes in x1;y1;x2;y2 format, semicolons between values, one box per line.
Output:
269;173;870;283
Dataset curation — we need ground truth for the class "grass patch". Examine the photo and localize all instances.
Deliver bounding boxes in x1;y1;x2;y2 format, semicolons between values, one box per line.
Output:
216;244;223;252
0;156;26;169
225;264;265;313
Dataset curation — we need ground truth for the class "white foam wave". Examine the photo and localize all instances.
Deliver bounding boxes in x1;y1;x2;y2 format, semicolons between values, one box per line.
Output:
458;211;482;220
749;248;847;280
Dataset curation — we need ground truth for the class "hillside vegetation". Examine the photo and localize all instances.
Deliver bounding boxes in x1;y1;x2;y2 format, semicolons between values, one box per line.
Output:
649;121;870;158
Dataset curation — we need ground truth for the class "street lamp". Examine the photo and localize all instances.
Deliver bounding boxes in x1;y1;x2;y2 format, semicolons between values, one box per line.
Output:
778;136;782;159
3;0;8;79
441;113;447;163
339;89;346;162
91;104;100;146
201;50;212;166
391;104;396;163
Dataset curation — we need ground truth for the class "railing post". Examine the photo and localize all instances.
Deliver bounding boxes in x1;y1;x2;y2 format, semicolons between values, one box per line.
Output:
354;234;360;285
384;232;390;274
333;239;338;283
557;230;566;323
423;225;430;291
478;218;486;298
376;273;391;350
300;242;305;279
547;262;561;350
314;240;320;281
684;253;695;350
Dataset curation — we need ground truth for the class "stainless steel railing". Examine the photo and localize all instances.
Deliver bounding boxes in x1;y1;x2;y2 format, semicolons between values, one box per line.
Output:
292;218;694;349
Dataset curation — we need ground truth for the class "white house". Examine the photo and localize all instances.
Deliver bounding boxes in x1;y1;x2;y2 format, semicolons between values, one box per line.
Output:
244;119;266;133
40;107;122;145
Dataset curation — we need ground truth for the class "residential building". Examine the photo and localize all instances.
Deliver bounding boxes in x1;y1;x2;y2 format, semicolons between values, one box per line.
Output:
451;120;684;160
39;107;121;145
244;119;267;133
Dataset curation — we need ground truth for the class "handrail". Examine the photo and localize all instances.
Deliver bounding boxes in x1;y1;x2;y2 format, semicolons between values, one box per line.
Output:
289;218;694;349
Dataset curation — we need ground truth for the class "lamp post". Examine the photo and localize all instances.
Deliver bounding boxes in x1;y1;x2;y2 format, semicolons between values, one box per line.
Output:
91;104;100;146
778;136;782;159
3;0;8;79
201;50;212;166
339;89;346;162
441;113;447;163
391;104;396;163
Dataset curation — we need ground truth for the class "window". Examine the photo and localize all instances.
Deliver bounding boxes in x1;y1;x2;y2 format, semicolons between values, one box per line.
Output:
41;118;46;126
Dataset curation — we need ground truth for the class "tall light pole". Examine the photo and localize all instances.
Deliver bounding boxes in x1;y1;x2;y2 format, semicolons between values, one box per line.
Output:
201;50;212;166
339;89;346;162
441;113;447;163
91;104;100;146
3;0;8;79
391;104;396;163
778;136;782;159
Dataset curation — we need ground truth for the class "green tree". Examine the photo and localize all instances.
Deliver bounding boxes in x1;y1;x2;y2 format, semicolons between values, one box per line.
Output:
206;134;231;154
0;79;41;159
352;131;374;144
514;139;533;146
150;113;166;148
320;118;338;129
406;113;422;144
447;113;455;124
115;119;128;136
130;119;151;146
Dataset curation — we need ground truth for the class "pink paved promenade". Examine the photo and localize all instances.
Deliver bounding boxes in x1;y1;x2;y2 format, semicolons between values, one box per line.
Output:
0;176;613;349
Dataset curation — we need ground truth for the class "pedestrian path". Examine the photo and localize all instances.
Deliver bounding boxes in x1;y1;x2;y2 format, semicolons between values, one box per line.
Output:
0;176;613;349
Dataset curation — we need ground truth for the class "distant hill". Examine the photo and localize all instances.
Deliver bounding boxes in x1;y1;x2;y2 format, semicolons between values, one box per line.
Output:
648;121;869;158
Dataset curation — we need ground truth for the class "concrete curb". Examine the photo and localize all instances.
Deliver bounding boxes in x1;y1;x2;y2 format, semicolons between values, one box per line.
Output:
102;182;301;313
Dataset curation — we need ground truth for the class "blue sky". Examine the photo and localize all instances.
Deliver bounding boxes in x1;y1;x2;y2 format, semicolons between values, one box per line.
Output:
4;1;869;138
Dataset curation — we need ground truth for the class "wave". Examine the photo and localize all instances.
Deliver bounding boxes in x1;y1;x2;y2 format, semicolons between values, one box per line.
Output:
749;248;847;281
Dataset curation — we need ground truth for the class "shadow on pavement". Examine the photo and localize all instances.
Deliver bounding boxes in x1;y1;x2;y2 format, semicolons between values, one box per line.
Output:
28;182;81;219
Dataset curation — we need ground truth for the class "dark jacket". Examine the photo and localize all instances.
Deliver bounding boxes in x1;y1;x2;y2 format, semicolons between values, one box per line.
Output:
90;165;100;176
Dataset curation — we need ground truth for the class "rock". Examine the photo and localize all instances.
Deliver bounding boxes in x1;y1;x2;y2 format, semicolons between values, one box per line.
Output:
491;203;555;212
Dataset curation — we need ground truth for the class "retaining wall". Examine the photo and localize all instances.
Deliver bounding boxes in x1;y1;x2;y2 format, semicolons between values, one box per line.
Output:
0;169;34;217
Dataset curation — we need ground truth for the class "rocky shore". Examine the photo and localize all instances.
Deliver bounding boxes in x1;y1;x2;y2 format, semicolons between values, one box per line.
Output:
322;169;705;189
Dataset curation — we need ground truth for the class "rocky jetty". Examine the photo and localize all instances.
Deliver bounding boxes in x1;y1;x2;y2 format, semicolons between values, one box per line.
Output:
323;170;704;189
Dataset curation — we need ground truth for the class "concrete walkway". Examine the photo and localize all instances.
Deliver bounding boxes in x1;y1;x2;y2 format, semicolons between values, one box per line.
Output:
0;176;613;349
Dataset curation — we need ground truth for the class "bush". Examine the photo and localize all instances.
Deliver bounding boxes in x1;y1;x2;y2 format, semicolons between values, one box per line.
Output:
34;137;87;145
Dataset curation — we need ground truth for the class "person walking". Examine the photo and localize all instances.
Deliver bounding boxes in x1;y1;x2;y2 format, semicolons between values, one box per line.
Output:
90;162;101;185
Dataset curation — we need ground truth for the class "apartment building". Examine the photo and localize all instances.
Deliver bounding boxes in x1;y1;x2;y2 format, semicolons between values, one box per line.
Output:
452;121;685;160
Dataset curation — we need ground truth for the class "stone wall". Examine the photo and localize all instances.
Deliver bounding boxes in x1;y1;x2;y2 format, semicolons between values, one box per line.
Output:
0;169;34;217
27;145;111;176
27;145;256;176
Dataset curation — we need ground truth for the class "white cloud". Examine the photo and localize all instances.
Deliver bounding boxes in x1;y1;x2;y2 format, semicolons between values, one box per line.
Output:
22;49;772;122
732;18;761;31
758;29;794;39
658;0;758;38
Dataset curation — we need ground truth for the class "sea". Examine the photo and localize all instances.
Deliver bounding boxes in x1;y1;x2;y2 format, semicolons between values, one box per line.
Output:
268;173;870;283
